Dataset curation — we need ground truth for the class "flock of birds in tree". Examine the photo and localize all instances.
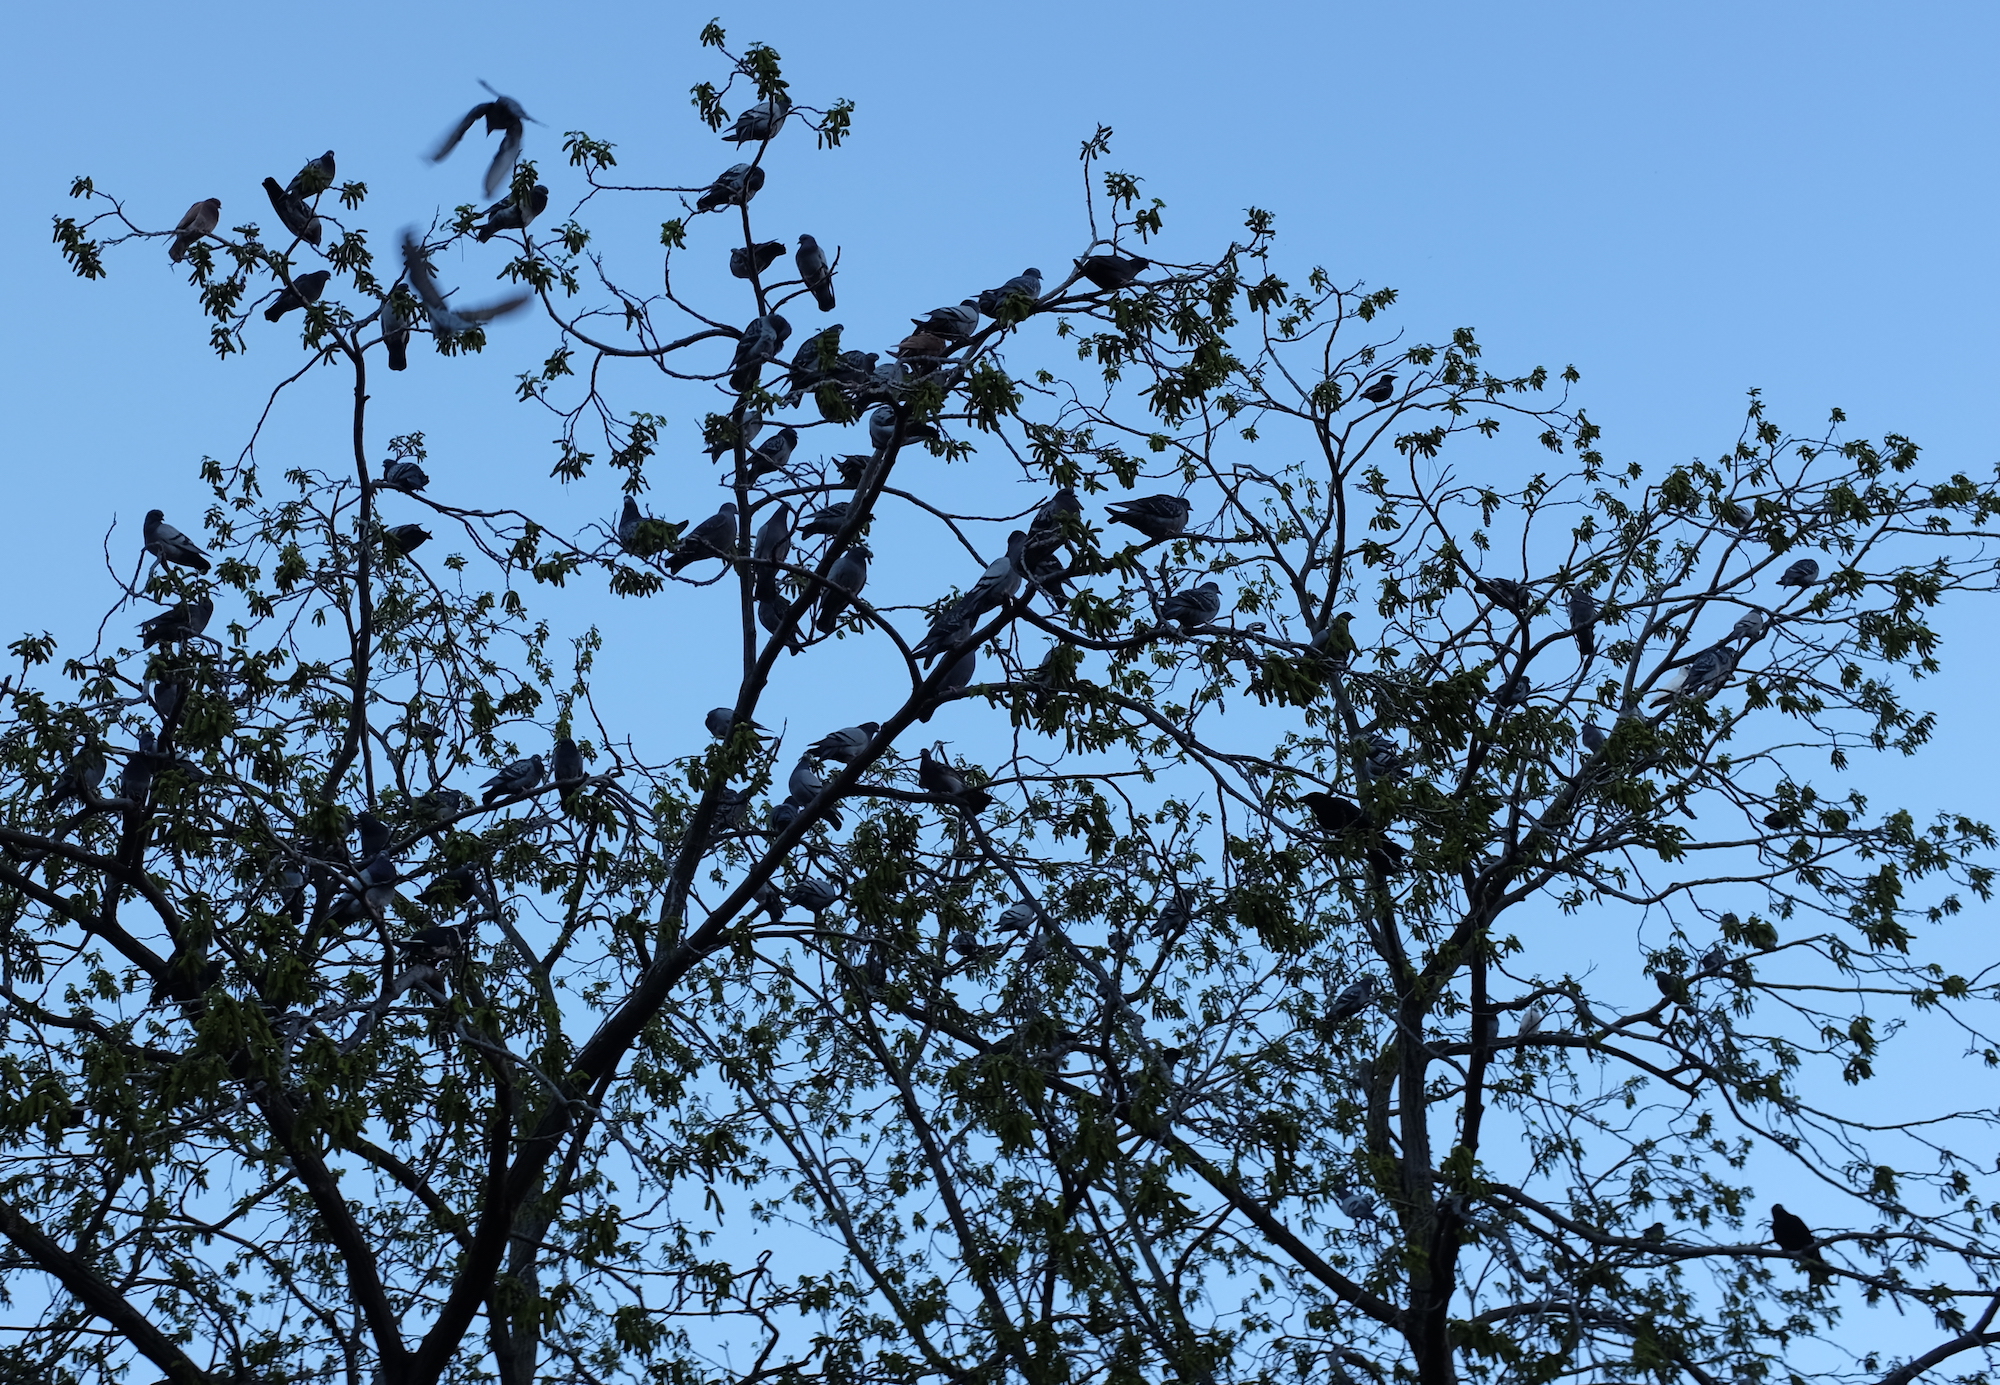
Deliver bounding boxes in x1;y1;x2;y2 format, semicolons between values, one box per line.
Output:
133;78;1841;1278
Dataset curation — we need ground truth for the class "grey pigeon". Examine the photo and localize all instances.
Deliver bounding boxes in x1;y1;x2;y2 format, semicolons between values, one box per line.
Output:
787;755;826;803
402;232;532;338
1777;558;1820;589
920;647;976;722
1105;494;1190;541
148;675;186;721
1336;1188;1378;1222
1326;975;1377;1025
910;597;974;665
739;426;799;482
430;82;533;198
768;800;800;834
288;150;337;199
706;707;764;739
728;313;792;390
758;591;800;651
1660;642;1738;703
951;928;982;958
1364;733;1403;779
1568;589;1598;657
385;524;431;556
707;408;764;460
1732;609;1768;642
784;877;841;913
1160;581;1222;629
48;744;106;809
380;458;429;493
800;503;851;539
813;543;871;633
666;503;739;575
330;852;399;922
481;754;545;805
1580;721;1608;753
140;595;213;647
118;731;158;805
354;810;392;859
168;198;221;262
918;745;992;809
1476;576;1531;613
696;163;765;213
473;184;549;242
382;295;412;371
963;533;1028;621
912;300;980;340
552;735;585;791
729;240;786;279
1701;944;1729;976
617;497;664;557
995;900;1040;934
264;270;331;322
868;405;940;451
724;95;789;144
753;502;793;598
143;510;210;573
796;234;835;312
260;177;322;246
976;268;1043;319
1075;253;1149;290
785;324;844;394
810;722;879;763
1359;373;1396;404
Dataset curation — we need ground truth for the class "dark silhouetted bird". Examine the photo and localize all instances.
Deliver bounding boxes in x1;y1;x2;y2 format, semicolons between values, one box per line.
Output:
730;239;786;278
799;503;851;539
1326;975;1378;1026
1161;581;1222;629
288;150;337;199
355;811;391;860
1568;589;1598;657
553;736;585;809
724;95;790;144
697;163;765;213
385;524;432;557
977;268;1043;319
1075;253;1149;290
739;427;799;483
143;510;209;573
814;543;871;633
48;744;106;810
261;178;322;246
784;877;841;914
481;755;544;806
473;184;549;242
168;198;220;262
119;730;158;805
1105;494;1190;541
264;270;331;322
912;300;980;340
1300;791;1405;874
1777;558;1820;589
395;922;473;967
1359;373;1396;404
796;235;836;311
729;313;791;390
921;648;976;722
431;83;533;197
704;706;765;739
1580;721;1608;753
380;458;429;493
140;596;213;647
383;296;412;371
868;406;939;451
919;745;993;811
666;503;739;574
1475;576;1531;613
1770;1204;1832;1286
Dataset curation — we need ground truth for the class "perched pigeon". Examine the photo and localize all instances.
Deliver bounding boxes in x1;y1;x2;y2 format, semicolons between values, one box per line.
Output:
1312;613;1358;665
920;648;976;722
552;736;585;786
168;198;221;262
118;730;158;805
1359;373;1397;404
814;543;871;633
148;675;186;722
1769;1204;1830;1285
724;95;790;144
729;313;792;391
1568;589;1598;657
705;707;764;738
1364;733;1402;780
380;458;429;493
287;150;337;199
696;163;765;213
48;744;106;809
1075;253;1149;290
758;591;799;650
385;524;431;557
784;877;841;913
995;900;1040;934
950;928;982;957
481;755;545;805
354;810;392;860
1475;576;1531;613
1701;944;1730;976
1732;609;1768;642
959;533;1027;624
666;502;739;574
1105;494;1190;541
706;408;764;460
260;178;322;246
1160;581;1222;629
739;427;799;482
729;239;787;279
1336;1188;1378;1222
382;296;412;371
894;328;950;363
787;755;827;804
795;235;836;312
768;800;800;834
753;502;793;598
912;300;980;340
394;922;473;965
918;745;993;810
785;324;845;393
1326;975;1378;1026
1517;1002;1547;1040
1579;721;1608;753
430;82;533;197
473;184;549;242
799;503;852;539
811;722;880;763
617;497;666;557
1300;791;1406;874
401;232;532;338
264;270;331;322
329;851;399;922
139;596;213;647
868;406;939;451
1777;559;1820;589
143;510;210;573
976;268;1042;319
911;597;974;664
1659;642;1738;703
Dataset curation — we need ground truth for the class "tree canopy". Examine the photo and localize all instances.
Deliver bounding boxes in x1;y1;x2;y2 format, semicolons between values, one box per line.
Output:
11;27;2000;1385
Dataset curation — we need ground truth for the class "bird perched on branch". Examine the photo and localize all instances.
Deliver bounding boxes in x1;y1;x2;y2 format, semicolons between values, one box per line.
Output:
288;150;336;199
724;95;790;144
784;877;840;914
380;458;429;493
1777;559;1820;589
1653;641;1738;705
919;745;993;811
1300;792;1405;874
1105;494;1191;541
552;737;586;811
811;722;880;763
1475;576;1531;614
1325;975;1377;1026
1161;581;1222;630
729;239;786;279
814;543;871;633
1075;253;1149;290
474;184;549;242
977;268;1042;319
385;525;431;557
261;178;322;246
729;313;791;390
265;270;331;322
481;755;545;806
48;744;106;810
1732;609;1768;642
1568;589;1598;657
753;502;792;597
868;406;939;452
1770;1204;1833;1287
143;510;210;573
912;300;980;340
168;198;220;262
666;503;739;575
431;82;533;197
697;163;765;213
1359;373;1396;405
796;235;836;312
921;648;977;722
140;596;213;647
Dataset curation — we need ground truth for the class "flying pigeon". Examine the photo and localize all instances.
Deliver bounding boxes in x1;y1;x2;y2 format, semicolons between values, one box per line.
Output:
666;502;739;574
1359;373;1397;404
1105;494;1190;541
814;543;871;633
261;178;322;246
473;184;549;242
168;198;220;262
264;270;331;322
911;300;980;340
430;82;533;197
724;95;789;144
401;232;532;339
143;510;210;573
729;239;787;279
795;234;836;312
1160;581;1222;629
1075;253;1149;290
696;163;765;213
481;754;545;806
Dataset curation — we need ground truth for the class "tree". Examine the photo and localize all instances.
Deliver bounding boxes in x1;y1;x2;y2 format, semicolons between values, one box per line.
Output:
12;25;2000;1385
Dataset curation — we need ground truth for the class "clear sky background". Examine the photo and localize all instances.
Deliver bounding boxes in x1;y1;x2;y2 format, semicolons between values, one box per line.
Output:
4;0;1998;1363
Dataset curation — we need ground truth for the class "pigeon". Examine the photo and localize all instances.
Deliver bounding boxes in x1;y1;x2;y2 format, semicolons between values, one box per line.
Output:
814;543;871;633
1311;612;1359;666
696;163;765;213
148;676;186;722
414;788;473;822
1336;1188;1378;1222
1516;1002;1547;1040
260;178;322;246
1475;577;1531;613
706;707;764;738
834;454;874;487
753;502;793;598
810;722;880;763
758;592;799;650
1568;590;1598;657
1299;791;1406;874
552;736;586;806
394;923;473;965
1769;1205;1831;1286
617;497;667;557
118;731;158;805
785;324;845;393
796;235;836;312
1579;721;1608;753
354;811;392;860
707;408;765;460
416;863;484;913
1160;581;1222;629
1777;559;1820;589
48;744;106;809
976;268;1043;319
385;524;431;557
894;328;949;363
168;198;221;262
1325;975;1377;1026
784;877;841;913
960;534;1027;623
920;648;976;722
729;240;787;279
139;596;213;647
473;184;549;242
1075;253;1150;291
1105;494;1191;541
738;427;800;483
1700;944;1729;976
912;300;980;340
143;510;210;573
264;270;331;322
382;296;412;371
1359;373;1397;405
287;150;337;199
910;597;974;665
1732;610;1768;642
918;745;993;810
329;852;399;922
401;233;532;339
481;755;545;806
379;458;429;493
1364;733;1402;780
430;82;533;197
787;755;827;804
709;786;752;833
729;313;792;391
868;406;940;452
724;95;789;144
769;800;800;835
1657;642;1737;703
799;503;852;539
950;929;982;958
666;503;739;575
995;900;1039;934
